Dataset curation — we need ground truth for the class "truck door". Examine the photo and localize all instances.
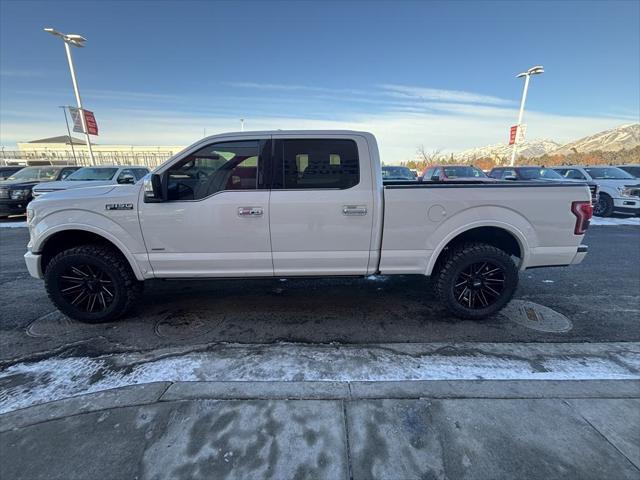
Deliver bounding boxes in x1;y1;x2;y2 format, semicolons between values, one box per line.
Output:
269;135;375;275
139;137;273;277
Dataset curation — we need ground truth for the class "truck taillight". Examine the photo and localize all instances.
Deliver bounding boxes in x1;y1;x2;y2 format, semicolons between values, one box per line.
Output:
571;201;593;235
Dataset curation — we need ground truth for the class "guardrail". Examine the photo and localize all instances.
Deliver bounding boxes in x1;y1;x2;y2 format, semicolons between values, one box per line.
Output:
0;150;176;168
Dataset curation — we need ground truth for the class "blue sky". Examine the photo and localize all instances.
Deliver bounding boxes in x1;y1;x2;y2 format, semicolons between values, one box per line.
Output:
1;0;638;160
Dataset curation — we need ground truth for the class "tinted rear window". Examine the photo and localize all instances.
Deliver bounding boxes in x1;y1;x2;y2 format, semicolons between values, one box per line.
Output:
275;139;359;189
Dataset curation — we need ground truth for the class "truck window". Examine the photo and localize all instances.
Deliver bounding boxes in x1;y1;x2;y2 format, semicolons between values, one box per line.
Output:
166;141;260;201
274;139;359;189
133;168;150;180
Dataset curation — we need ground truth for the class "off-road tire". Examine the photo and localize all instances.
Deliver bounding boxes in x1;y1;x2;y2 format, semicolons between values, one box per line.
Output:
594;193;614;217
44;244;143;323
434;242;518;320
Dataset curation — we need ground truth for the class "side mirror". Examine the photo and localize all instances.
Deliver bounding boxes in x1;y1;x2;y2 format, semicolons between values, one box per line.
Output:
431;174;441;182
118;174;135;184
504;175;517;181
143;173;165;202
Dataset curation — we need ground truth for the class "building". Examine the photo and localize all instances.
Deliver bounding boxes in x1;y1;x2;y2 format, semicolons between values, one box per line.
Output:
1;136;184;167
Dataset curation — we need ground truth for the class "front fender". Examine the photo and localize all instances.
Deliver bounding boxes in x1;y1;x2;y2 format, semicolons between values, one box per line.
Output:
424;206;534;275
31;209;152;280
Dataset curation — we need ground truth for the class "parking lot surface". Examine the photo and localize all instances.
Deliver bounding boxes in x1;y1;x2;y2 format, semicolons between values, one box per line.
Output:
1;225;639;363
1;223;639;479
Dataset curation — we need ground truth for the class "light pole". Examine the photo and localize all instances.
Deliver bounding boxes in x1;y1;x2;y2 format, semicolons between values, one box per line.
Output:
240;118;245;132
44;27;96;165
510;65;544;166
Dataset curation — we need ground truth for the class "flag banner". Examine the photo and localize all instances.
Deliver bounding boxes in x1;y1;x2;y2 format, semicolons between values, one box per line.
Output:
68;107;84;133
83;110;98;136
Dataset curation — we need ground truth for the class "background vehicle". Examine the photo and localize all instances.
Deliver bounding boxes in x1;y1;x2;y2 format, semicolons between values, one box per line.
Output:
553;166;639;217
490;166;599;205
32;165;150;198
0;165;79;218
25;131;591;323
421;165;492;182
382;165;417;181
0;166;25;180
617;164;640;179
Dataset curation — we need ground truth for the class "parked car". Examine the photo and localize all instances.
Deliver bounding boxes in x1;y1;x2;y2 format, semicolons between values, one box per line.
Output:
421;165;493;182
552;166;639;217
382;165;417;181
489;166;599;205
0;165;79;218
616;164;640;179
0;165;25;180
25;131;592;323
32;165;150;198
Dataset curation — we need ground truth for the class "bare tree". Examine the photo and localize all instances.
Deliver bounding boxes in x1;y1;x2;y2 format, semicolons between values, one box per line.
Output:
416;145;443;164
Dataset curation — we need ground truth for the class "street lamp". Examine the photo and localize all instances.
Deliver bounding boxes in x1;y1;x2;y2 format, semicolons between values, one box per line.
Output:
44;27;96;165
510;65;544;166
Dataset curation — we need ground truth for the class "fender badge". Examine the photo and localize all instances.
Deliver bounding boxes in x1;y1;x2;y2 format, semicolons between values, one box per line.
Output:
105;203;134;210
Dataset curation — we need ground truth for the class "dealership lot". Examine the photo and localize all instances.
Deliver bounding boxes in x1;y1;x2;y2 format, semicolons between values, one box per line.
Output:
1;223;639;479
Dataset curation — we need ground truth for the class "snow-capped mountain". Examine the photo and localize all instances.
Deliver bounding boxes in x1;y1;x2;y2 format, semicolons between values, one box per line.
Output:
451;123;639;161
552;123;640;155
454;139;560;161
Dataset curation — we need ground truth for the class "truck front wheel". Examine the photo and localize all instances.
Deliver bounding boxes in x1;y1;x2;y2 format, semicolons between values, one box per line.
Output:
44;244;143;323
434;243;518;320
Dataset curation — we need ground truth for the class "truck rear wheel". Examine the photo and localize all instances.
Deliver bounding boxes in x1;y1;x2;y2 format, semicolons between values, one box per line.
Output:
44;244;143;323
434;243;518;319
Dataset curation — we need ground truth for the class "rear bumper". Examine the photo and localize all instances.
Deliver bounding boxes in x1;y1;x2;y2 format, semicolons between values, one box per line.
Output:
525;244;588;269
24;251;43;279
571;245;588;265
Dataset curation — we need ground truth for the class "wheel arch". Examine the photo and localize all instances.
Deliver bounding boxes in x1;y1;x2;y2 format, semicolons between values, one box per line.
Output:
37;226;146;281
426;223;528;276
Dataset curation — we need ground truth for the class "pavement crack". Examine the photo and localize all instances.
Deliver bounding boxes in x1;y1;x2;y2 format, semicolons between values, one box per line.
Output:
341;400;354;480
562;400;640;472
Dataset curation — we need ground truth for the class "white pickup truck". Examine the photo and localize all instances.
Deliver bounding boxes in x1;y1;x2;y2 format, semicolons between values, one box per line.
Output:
24;131;593;323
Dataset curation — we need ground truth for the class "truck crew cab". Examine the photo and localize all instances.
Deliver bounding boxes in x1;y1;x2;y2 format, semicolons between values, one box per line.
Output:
24;131;592;323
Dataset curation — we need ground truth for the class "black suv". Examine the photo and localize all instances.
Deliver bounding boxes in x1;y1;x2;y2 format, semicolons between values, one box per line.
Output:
0;166;25;180
0;165;79;218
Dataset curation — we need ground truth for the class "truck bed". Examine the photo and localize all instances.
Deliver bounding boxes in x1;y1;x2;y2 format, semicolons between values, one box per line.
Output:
378;181;591;275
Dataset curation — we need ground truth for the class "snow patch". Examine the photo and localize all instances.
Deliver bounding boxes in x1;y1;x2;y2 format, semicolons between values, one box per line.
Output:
1;343;638;413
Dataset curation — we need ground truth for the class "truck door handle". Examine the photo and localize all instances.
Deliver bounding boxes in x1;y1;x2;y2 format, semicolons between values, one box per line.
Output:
342;205;367;216
238;206;263;217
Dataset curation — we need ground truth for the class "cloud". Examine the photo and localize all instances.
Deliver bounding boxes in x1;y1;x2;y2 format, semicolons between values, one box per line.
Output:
224;81;369;96
380;84;513;106
0;69;46;77
0;81;631;162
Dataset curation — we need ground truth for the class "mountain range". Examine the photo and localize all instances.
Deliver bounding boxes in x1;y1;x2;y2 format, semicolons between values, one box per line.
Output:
453;123;639;160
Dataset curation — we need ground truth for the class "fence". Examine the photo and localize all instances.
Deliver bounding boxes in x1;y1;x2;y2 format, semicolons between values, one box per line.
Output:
0;150;177;168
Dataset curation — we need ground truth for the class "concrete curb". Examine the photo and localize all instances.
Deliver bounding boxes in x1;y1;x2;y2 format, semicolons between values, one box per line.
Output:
2;379;638;432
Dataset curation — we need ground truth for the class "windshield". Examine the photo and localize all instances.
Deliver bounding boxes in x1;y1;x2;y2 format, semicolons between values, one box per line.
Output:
382;166;414;180
518;167;563;180
585;167;634;180
7;167;58;181
67;167;118;181
619;166;640;178
443;166;487;178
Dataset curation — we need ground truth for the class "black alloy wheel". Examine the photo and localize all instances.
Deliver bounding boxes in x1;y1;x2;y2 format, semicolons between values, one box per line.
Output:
434;242;518;319
453;261;506;309
45;244;143;323
58;263;116;314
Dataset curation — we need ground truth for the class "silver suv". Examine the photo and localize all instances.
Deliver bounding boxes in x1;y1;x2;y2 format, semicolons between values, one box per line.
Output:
553;166;639;217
